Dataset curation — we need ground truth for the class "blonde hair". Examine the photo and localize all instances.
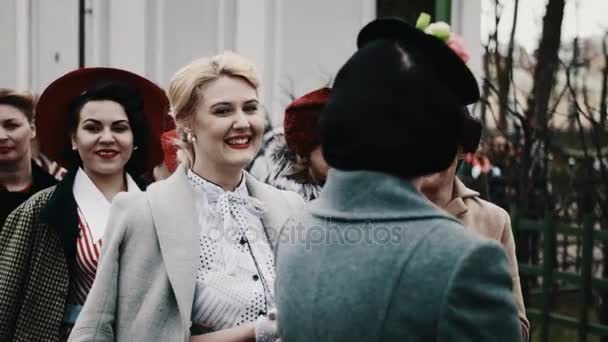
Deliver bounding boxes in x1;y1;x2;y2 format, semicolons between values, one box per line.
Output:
167;51;260;168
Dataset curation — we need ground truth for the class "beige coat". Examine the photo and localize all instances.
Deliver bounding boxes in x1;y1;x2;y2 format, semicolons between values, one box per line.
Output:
444;177;530;341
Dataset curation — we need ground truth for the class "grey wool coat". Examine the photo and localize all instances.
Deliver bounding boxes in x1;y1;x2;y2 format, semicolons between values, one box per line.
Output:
68;166;304;342
275;169;522;341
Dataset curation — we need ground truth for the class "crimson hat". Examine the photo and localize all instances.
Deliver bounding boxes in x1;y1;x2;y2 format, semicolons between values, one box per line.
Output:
36;67;170;172
283;87;331;158
160;129;179;173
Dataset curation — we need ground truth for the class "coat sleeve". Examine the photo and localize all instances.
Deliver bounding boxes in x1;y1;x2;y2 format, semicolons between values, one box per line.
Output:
68;193;132;342
499;212;530;341
0;203;37;340
437;240;522;342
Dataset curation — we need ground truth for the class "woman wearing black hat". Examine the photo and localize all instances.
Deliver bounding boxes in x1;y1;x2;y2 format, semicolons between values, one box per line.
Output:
0;68;169;341
0;89;57;228
275;17;521;341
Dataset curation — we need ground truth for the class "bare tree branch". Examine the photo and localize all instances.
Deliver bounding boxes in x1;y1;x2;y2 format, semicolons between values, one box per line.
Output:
486;79;527;125
600;32;608;128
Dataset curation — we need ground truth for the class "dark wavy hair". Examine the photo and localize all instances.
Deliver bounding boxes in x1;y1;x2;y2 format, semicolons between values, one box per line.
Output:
64;81;150;176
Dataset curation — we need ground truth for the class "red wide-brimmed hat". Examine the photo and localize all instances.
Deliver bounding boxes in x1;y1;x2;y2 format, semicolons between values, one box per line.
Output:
283;87;331;158
36;67;170;172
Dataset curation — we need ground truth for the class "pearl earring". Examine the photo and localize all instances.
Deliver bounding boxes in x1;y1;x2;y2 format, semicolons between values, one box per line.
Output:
72;145;77;151
133;146;138;151
187;133;197;143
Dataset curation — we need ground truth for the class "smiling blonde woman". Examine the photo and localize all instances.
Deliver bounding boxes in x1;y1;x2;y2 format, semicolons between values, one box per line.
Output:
69;52;304;342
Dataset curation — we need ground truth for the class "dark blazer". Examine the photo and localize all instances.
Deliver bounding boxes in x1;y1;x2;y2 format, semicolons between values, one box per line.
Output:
0;171;77;342
0;160;57;228
275;169;522;341
0;170;148;342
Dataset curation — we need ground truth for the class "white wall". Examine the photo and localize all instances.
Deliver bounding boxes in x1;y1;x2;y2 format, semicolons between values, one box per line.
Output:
31;0;79;93
2;0;481;124
156;0;228;87
451;0;483;79
261;0;375;125
0;0;17;88
108;0;147;75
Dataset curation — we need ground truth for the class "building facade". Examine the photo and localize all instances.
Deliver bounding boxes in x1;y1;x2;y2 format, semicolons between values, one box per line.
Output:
0;0;480;125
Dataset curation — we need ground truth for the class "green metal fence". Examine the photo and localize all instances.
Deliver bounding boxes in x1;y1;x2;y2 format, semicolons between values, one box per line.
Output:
513;212;608;341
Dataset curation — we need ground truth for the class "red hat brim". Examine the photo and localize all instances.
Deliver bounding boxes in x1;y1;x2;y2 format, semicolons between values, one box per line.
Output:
35;67;170;172
283;87;330;157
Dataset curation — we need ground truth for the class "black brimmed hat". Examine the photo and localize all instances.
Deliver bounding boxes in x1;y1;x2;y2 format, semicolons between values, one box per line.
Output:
357;17;479;105
320;18;480;178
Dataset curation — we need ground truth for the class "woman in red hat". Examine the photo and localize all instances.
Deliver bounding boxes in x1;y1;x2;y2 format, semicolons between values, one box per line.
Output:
69;52;303;342
0;68;169;342
250;87;330;202
0;89;57;228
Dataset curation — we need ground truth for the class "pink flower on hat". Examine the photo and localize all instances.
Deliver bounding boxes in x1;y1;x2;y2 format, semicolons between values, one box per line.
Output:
447;34;470;63
416;13;471;64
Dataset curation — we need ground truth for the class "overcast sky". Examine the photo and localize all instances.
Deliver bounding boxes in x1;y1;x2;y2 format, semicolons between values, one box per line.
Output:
481;0;608;51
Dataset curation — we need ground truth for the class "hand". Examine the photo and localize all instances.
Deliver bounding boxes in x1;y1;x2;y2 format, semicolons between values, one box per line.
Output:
255;308;279;342
190;322;255;342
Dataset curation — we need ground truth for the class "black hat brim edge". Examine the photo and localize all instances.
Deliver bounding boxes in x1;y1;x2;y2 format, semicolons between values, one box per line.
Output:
357;17;480;105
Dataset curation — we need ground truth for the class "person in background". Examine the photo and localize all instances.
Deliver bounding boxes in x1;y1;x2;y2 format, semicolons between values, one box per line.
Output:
250;87;330;201
420;107;530;340
69;51;303;342
0;68;169;342
0;89;57;228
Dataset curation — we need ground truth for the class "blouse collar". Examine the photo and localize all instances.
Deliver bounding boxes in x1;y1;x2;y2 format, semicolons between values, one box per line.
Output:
73;168;141;241
186;169;249;199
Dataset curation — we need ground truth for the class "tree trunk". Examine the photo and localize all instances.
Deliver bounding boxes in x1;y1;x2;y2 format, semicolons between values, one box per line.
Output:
526;0;565;130
600;33;608;128
496;0;519;131
522;0;565;217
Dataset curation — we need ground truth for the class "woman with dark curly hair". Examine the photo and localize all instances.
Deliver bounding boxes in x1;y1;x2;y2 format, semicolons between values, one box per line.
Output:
0;68;169;342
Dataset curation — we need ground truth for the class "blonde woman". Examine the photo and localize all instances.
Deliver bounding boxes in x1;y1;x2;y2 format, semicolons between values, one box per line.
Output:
69;52;304;342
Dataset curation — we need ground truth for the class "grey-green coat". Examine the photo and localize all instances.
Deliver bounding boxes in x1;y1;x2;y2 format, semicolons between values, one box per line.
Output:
276;169;521;341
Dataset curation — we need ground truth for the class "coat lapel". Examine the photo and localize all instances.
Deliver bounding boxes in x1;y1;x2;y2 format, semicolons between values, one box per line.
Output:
245;172;291;247
146;166;199;325
444;177;480;217
40;170;79;269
